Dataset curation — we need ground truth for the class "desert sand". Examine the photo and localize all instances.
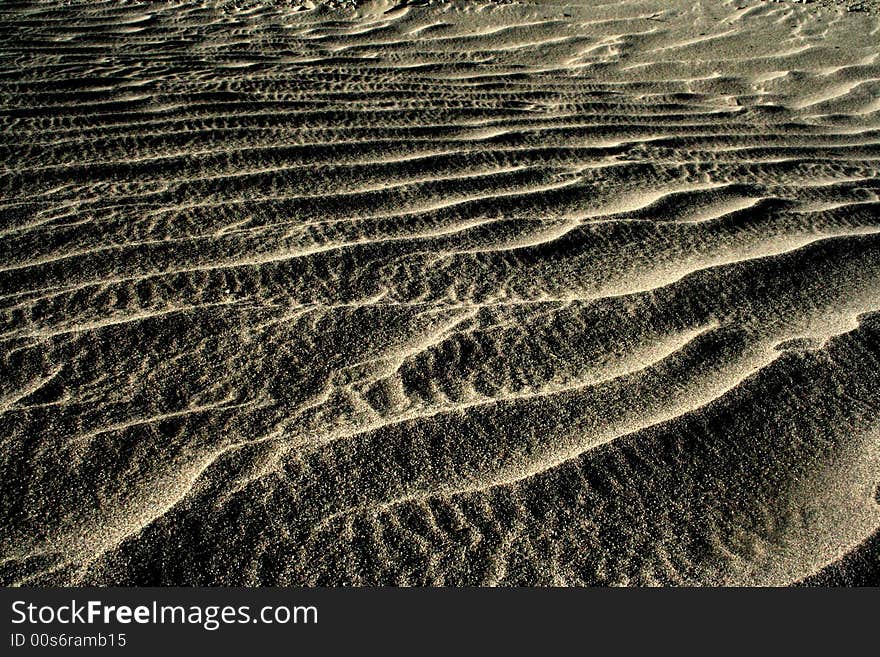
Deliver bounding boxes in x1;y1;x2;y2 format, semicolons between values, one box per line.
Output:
1;0;879;586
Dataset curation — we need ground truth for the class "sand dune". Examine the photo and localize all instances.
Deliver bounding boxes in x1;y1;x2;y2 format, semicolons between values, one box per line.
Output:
1;0;879;586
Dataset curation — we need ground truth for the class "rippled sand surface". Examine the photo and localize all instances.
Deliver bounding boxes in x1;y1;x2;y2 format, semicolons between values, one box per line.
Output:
1;0;879;585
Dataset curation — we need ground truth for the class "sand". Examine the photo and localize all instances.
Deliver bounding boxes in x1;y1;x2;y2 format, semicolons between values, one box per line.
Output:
1;0;879;586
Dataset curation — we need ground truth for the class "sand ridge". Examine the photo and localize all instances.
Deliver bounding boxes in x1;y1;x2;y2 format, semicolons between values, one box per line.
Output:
1;0;879;585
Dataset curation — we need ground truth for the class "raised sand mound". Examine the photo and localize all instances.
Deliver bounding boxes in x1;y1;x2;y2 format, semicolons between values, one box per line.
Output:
1;0;879;585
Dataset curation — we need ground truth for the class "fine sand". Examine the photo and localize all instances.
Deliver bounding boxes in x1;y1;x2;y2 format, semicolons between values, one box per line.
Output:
1;0;879;586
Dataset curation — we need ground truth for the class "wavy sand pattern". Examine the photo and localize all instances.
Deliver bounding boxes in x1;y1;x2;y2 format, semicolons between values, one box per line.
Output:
1;0;879;585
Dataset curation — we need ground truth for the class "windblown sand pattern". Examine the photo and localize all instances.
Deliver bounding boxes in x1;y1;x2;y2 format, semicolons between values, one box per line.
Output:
1;0;879;586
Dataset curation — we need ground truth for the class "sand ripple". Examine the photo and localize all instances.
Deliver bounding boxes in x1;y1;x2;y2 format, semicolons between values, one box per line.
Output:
1;0;879;585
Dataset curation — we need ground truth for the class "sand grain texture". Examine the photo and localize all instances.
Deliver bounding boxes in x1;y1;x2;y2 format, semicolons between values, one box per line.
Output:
1;0;879;585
